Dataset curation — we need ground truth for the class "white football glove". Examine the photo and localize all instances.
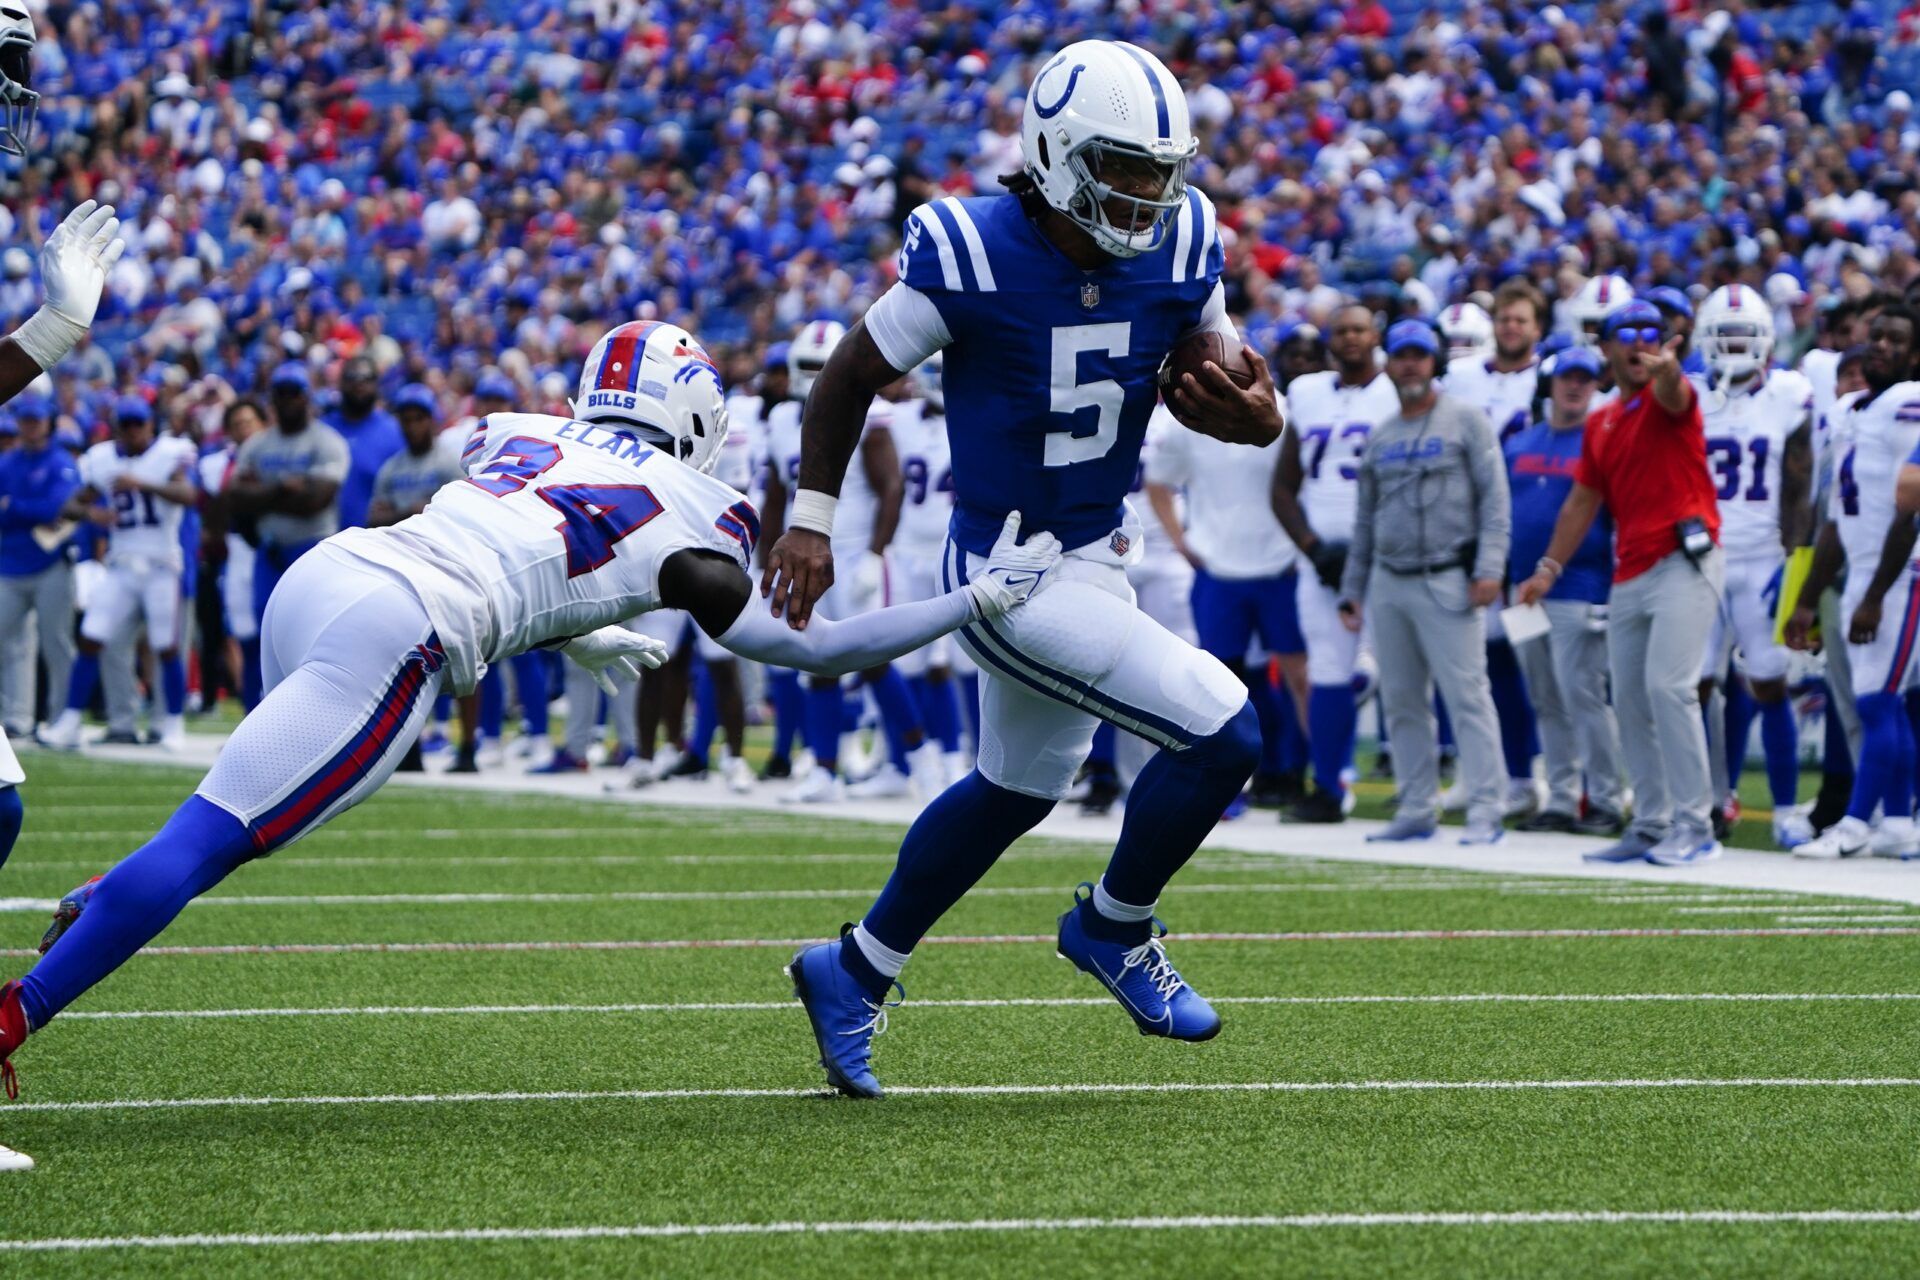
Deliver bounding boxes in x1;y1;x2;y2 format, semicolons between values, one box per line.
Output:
964;511;1061;620
852;549;885;598
13;201;125;370
561;626;671;695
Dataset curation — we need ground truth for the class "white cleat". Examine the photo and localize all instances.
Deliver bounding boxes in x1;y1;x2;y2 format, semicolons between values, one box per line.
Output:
781;770;844;805
1772;810;1815;851
513;733;550;761
846;764;911;800
0;1143;32;1172
907;741;946;801
943;750;973;785
722;753;755;794
1794;816;1872;860
158;714;187;753
41;710;82;752
1438;782;1466;814
1504;777;1546;820
475;739;506;770
1870;816;1920;859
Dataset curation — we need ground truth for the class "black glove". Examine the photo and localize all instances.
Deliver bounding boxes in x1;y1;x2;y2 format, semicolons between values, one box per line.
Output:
1308;539;1348;590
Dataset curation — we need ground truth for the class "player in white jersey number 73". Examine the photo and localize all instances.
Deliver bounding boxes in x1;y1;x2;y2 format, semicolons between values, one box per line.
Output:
0;321;1063;1102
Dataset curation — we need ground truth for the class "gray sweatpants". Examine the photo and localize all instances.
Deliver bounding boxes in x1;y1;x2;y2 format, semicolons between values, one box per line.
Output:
561;660;637;758
1517;597;1627;816
1370;567;1504;826
1610;549;1723;840
0;563;75;731
1818;586;1863;764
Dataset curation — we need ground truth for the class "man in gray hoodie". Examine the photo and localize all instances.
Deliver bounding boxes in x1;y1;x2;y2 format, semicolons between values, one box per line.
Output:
1340;319;1511;844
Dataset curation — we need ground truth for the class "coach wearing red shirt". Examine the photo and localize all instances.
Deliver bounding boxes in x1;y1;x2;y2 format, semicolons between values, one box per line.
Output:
1517;301;1724;867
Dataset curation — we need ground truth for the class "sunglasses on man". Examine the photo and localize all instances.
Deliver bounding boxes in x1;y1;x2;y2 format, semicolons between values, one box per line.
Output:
1609;325;1665;346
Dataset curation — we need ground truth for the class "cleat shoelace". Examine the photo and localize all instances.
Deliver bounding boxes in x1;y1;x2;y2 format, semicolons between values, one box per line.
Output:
1117;926;1186;1003
842;981;905;1039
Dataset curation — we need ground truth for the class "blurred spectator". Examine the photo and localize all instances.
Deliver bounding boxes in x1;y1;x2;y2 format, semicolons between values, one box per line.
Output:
227;363;349;639
323;354;405;529
0;395;77;735
367;383;459;528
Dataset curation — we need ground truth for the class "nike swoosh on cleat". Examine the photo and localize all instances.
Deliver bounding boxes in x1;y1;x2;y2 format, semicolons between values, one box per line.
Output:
1090;954;1172;1031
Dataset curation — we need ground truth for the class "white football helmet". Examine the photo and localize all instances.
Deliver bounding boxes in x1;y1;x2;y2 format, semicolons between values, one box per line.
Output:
1696;283;1775;384
915;349;944;414
573;321;729;474
1020;40;1196;258
1570;275;1635;348
0;4;36;157
1438;302;1495;364
788;320;845;399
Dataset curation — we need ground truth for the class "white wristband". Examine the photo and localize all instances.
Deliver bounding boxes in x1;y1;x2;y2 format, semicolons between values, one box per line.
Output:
10;305;88;371
790;488;837;538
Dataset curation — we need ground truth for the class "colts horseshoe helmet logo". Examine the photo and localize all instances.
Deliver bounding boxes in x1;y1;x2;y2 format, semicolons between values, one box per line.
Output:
1032;57;1086;119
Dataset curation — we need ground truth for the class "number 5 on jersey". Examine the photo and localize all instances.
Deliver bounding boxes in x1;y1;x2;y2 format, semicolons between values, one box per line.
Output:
1046;322;1130;467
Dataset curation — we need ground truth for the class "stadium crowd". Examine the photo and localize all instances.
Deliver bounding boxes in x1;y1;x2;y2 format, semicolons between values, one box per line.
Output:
4;0;1920;860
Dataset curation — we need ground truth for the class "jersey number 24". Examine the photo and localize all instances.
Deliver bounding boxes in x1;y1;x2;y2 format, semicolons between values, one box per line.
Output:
468;436;664;577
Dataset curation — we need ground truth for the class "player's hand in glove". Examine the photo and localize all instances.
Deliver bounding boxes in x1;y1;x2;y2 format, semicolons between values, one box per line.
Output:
14;201;126;371
561;626;672;695
852;548;885;599
1307;539;1348;590
964;511;1062;619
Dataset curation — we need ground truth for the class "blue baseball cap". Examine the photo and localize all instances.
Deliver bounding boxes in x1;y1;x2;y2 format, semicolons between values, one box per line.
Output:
394;382;438;415
1548;345;1604;378
113;394;152;424
269;361;311;392
763;341;791;372
1644;286;1694;320
11;392;49;419
1384;319;1442;357
1276;320;1324;348
474;371;516;402
1600;300;1665;339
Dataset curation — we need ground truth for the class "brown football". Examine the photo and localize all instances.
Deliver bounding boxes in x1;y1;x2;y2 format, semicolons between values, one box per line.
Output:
1158;330;1257;394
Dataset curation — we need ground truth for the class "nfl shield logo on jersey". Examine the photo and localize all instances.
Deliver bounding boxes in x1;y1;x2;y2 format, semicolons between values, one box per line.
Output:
1108;530;1130;557
1081;281;1099;309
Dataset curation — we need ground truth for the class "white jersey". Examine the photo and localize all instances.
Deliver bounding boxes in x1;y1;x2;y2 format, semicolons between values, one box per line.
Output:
1443;358;1539;442
1144;402;1294;579
1829;382;1920;569
724;392;771;508
1696;369;1812;561
1282;370;1400;541
765;396;883;553
326;412;758;695
80;436;199;571
1802;347;1841;432
891;397;952;559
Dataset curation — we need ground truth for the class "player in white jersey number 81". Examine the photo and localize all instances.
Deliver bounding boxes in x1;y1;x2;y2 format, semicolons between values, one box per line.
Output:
0;322;1063;1102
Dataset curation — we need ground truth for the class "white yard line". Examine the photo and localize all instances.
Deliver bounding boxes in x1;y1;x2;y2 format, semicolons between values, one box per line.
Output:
7;923;1920;960
53;991;1920;1022
53;736;1920;906
12;1076;1920;1117
5;1209;1919;1252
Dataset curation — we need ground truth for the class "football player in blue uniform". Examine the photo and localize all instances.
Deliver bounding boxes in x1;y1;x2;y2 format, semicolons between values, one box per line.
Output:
764;40;1283;1097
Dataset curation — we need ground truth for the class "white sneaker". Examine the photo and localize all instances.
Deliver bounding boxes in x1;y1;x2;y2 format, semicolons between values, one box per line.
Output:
651;744;683;780
41;710;82;751
1794;815;1872;860
0;1142;32;1171
944;750;972;785
722;754;755;794
1772;810;1815;850
158;714;187;753
1438;782;1466;814
1870;816;1920;859
1504;777;1546;820
907;741;946;800
846;764;911;799
605;755;654;793
476;739;506;769
781;770;844;804
514;733;549;761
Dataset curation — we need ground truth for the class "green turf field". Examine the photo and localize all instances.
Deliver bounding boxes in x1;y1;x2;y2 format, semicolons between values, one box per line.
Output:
3;751;1919;1276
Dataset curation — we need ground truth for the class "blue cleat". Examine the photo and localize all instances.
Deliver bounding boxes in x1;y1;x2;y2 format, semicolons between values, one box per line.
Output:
1056;884;1221;1042
786;928;900;1099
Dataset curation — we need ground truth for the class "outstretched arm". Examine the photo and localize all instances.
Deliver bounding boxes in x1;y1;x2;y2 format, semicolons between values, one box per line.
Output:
0;202;125;406
759;320;906;630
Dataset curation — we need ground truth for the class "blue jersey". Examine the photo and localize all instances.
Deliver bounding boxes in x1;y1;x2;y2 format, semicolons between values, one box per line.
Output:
1505;419;1613;604
898;192;1222;555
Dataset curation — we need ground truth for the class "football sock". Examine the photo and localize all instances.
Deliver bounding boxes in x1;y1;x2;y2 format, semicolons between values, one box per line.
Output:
20;796;253;1029
1723;682;1757;794
478;670;504;741
159;655;187;717
909;674;962;754
512;652;549;738
847;924;910;981
64;651;100;714
1101;701;1260;914
1759;695;1798;807
1307;684;1354;797
868;666;921;773
861;770;1052;957
688;661;718;766
1084;722;1118;781
1487;640;1533;780
1276;681;1308;776
0;786;19;872
804;683;841;774
1238;662;1283;775
1847;692;1912;822
769;669;802;761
